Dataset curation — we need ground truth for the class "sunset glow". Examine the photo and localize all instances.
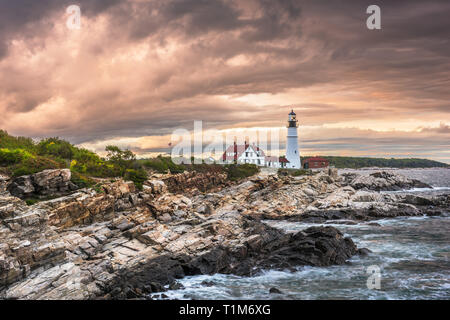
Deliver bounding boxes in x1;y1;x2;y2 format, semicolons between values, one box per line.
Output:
0;0;449;162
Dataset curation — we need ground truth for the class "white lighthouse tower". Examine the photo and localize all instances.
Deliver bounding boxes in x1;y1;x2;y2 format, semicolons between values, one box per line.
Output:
286;109;301;169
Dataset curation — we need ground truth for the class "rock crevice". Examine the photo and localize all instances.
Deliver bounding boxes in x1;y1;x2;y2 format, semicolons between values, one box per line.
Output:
1;169;445;299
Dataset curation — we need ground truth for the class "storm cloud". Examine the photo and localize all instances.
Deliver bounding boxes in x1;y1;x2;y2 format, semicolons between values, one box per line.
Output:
0;0;449;162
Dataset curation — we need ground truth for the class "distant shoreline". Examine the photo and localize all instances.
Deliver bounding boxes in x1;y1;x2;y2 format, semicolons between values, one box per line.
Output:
339;167;450;188
339;167;450;170
302;156;448;169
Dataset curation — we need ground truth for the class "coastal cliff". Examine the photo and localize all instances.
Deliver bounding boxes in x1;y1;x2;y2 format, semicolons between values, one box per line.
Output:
0;168;447;299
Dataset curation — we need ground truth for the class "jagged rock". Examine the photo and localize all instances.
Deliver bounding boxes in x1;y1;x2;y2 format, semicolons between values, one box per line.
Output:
196;203;214;215
312;187;354;209
103;180;135;197
302;187;317;197
7;169;75;199
162;171;229;194
348;171;431;191
401;194;434;205
328;168;338;179
0;194;28;219
145;180;167;194
0;174;9;192
0;167;446;300
7;175;35;198
33;169;73;193
100;223;358;300
357;248;372;256
351;190;383;202
269;287;283;294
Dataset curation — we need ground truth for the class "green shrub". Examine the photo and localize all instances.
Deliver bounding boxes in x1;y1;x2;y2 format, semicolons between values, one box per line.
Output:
25;198;40;206
86;163;120;178
291;169;310;176
0;148;34;165
278;168;312;177
0;130;36;152
124;168;148;190
225;164;259;181
143;159;168;173
12;156;62;177
167;161;185;174
70;159;87;173
70;171;95;189
37;138;75;160
73;147;103;164
143;156;186;174
105;145;136;176
187;163;225;175
93;183;104;194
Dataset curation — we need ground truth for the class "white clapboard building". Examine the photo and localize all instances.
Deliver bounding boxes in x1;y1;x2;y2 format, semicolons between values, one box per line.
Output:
221;142;289;168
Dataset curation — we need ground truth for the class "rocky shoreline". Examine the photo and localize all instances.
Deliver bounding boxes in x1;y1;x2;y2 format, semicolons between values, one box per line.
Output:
0;168;448;299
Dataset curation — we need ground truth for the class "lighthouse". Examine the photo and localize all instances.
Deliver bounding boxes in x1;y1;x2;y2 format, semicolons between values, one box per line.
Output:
286;109;301;169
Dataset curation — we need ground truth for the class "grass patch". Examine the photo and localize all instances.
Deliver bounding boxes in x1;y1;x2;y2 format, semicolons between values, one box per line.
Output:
1;130;150;190
278;168;313;177
12;156;64;177
70;171;96;189
225;164;260;181
25;198;40;206
142;156;185;174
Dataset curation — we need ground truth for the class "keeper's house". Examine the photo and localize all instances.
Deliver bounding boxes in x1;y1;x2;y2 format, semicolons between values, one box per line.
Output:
221;142;289;168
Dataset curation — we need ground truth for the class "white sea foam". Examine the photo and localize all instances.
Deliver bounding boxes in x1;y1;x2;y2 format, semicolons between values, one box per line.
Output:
157;214;450;300
381;187;450;193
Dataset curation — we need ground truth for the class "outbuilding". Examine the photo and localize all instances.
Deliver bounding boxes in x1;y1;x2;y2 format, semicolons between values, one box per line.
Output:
302;157;329;169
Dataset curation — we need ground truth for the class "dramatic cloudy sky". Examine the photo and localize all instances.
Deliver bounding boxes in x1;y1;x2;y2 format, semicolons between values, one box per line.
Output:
0;0;449;162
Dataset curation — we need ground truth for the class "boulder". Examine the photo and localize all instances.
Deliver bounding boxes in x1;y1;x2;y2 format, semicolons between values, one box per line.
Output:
7;169;75;199
328;168;338;179
269;287;283;294
351;190;383;203
302;187;317;197
103;180;135;198
349;171;431;191
162;171;229;194
7;175;35;198
0;174;10;192
401;194;434;206
146;180;167;194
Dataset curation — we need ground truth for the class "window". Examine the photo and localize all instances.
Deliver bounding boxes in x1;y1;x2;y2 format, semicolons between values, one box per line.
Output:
246;152;249;157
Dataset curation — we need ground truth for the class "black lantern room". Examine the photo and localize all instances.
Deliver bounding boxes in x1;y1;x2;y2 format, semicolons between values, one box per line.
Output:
288;109;298;128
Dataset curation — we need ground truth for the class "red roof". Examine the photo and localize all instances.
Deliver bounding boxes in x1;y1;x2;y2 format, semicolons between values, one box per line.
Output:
279;157;289;163
264;156;278;162
221;143;265;161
